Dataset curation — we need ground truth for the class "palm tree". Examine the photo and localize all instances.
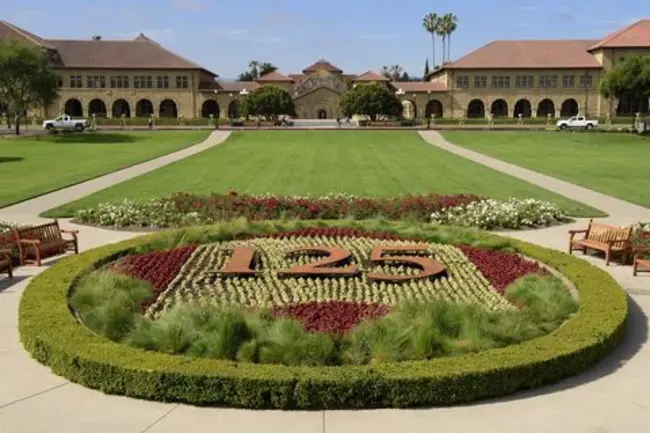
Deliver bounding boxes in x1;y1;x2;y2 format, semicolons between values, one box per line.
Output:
437;18;449;64
423;13;440;69
444;13;459;63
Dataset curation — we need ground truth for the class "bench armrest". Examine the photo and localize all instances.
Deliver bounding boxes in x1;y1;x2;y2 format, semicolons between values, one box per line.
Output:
0;248;11;257
19;239;41;246
568;229;588;234
634;248;650;259
60;229;79;236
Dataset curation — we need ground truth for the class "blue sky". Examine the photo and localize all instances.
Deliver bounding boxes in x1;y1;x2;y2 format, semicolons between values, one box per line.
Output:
2;0;645;79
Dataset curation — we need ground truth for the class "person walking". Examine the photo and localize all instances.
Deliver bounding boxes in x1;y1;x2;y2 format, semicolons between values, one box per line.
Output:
148;114;154;130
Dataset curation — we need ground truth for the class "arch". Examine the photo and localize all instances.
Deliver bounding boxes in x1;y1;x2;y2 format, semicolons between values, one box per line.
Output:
537;99;555;118
112;99;131;118
317;109;328;119
491;99;508;117
616;96;649;116
560;99;579;117
201;100;220;118
467;99;485;118
88;99;107;117
401;100;416;120
514;99;532;118
228;100;240;119
136;99;154;117
425;100;443;118
159;99;178;118
64;98;83;117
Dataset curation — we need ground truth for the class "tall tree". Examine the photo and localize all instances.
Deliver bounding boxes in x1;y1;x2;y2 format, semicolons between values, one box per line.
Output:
423;13;440;69
339;83;402;121
437;17;448;65
0;40;59;135
381;65;405;81
241;85;296;121
423;58;430;77
444;13;459;63
238;60;277;81
600;56;650;123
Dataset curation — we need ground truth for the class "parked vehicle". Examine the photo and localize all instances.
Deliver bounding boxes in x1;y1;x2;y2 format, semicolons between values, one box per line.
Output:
43;115;88;132
556;116;599;130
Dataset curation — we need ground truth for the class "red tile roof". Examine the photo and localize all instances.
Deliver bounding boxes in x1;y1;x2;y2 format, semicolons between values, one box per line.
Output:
444;40;601;69
256;70;294;82
354;71;390;81
303;59;343;73
390;81;447;93
200;81;260;92
589;19;650;50
0;20;54;49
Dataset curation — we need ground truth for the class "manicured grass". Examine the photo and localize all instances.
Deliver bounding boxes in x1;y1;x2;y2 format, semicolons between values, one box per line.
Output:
45;131;601;217
0;131;209;208
442;131;650;208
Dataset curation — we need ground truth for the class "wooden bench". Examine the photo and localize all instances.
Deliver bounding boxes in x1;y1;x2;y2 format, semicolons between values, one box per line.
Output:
13;220;78;266
634;249;650;276
569;219;632;266
0;249;12;278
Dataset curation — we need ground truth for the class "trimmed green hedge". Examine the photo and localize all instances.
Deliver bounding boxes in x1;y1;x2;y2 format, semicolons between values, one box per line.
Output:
19;220;628;409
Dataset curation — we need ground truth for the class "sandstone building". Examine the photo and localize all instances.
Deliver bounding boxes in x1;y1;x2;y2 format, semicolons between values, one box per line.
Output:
0;19;649;121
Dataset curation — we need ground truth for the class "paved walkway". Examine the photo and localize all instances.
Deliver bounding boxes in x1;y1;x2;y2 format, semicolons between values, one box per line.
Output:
1;131;649;432
0;130;232;222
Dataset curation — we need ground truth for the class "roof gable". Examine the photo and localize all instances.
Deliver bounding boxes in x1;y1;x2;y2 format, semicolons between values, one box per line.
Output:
589;19;650;50
445;40;601;69
354;71;389;81
303;59;342;73
256;70;293;82
0;20;54;49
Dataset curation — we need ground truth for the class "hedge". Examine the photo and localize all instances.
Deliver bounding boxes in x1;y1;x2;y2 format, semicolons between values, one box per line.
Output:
19;220;628;409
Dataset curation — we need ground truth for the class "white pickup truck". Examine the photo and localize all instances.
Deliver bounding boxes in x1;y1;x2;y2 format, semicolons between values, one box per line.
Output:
43;115;88;132
556;116;598;130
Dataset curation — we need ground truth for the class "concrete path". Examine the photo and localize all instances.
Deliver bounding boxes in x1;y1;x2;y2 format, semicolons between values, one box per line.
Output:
0;130;231;222
419;130;650;223
1;129;649;432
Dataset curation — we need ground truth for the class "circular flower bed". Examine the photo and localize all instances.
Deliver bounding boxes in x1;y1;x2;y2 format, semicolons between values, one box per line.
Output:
19;221;627;409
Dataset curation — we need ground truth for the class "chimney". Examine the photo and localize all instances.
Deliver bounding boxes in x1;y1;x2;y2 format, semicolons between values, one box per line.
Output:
91;35;102;41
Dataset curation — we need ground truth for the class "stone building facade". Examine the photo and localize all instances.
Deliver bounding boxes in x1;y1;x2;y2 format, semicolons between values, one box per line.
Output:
1;19;649;121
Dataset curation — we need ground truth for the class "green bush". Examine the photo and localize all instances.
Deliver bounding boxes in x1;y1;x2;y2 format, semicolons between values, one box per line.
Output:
19;220;627;409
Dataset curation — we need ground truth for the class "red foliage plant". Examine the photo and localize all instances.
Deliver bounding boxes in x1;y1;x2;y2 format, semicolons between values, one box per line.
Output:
273;301;389;334
112;245;197;308
458;245;546;294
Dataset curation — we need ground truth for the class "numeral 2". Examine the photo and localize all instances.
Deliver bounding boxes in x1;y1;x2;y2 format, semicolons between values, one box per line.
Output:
278;246;360;277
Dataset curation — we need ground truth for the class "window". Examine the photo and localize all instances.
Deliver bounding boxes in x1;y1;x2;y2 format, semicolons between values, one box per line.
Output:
515;76;534;88
134;76;153;89
580;75;593;88
456;75;469;89
474;76;487;88
157;76;169;89
491;76;510;89
87;75;106;89
110;76;130;89
176;76;189;89
69;75;83;88
539;75;557;88
562;75;575;88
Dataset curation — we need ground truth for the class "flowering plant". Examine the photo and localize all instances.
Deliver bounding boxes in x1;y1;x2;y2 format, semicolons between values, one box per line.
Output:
632;221;650;249
431;198;567;230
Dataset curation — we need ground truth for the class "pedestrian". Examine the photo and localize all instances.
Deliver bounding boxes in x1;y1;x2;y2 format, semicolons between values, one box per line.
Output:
148;114;153;130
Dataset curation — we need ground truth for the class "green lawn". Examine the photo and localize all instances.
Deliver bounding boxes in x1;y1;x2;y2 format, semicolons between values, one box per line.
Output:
46;131;601;218
441;131;650;208
0;131;209;208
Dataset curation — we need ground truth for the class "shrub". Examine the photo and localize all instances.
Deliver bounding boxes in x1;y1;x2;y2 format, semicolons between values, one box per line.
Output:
431;198;568;230
19;221;627;409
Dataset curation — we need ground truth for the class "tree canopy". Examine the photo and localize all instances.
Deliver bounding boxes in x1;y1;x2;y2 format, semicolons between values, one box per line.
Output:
339;83;403;121
600;55;650;114
241;85;296;121
238;61;278;81
0;40;59;134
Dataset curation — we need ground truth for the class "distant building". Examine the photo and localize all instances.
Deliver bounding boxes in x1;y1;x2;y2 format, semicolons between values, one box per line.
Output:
1;19;649;120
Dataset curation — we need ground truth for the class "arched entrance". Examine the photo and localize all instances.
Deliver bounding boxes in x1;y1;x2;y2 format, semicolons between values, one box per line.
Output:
514;99;532;118
616;96;649;116
112;99;131;118
401;100;416;119
228;100;239;119
560;99;579;117
425;100;443;118
64;99;83;117
201;100;220;118
136;99;154;117
537;99;555;118
491;99;508;117
88;99;107;117
159;99;178;118
317;109;328;119
467;99;485;118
